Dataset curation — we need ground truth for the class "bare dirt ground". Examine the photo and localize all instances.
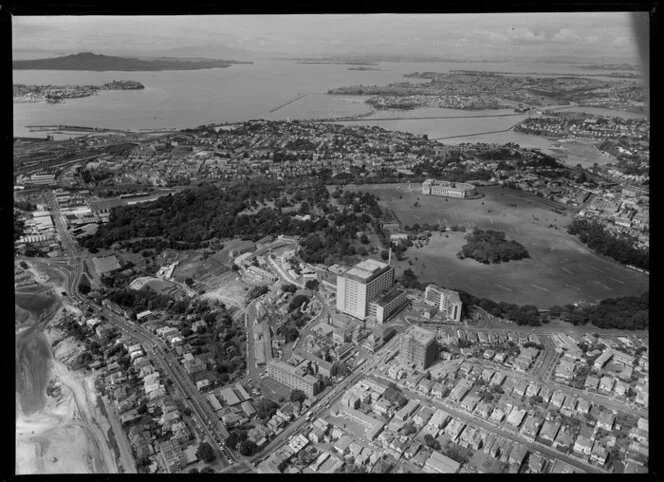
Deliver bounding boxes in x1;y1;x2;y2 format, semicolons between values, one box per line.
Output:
200;271;252;308
15;262;119;474
16;355;118;474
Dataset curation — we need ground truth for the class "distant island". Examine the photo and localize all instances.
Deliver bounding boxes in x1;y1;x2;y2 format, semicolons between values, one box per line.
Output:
457;229;530;264
347;66;383;71
296;60;378;66
291;54;503;64
13;52;253;71
14;80;145;104
578;63;639;71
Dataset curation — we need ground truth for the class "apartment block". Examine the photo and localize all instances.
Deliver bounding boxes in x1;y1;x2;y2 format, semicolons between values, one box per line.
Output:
336;259;395;320
424;284;463;322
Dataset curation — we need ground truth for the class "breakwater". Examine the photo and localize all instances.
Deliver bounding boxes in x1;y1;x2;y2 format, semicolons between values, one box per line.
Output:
269;94;307;113
431;121;521;141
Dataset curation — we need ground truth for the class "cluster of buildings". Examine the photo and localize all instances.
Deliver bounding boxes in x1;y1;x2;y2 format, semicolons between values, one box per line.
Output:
577;186;649;250
15;170;58;186
13;80;144;104
14;205;60;254
575;81;646;112
13;83;104;103
262;336;647;476
332;70;634;113
516;114;649;142
551;334;649;410
335;259;409;324
368;327;648;473
16;120;442;188
63;312;204;474
205;384;256;430
366;93;507;110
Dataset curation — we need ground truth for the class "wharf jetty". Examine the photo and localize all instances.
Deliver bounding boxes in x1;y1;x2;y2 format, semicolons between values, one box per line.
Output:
431;121;522;141
269;94;307;113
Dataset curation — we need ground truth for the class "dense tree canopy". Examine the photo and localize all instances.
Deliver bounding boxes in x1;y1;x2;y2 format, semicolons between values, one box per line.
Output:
550;291;648;330
398;268;423;290
81;179;332;250
290;389;306;403
568;218;648;270
288;294;310;313
457;289;545;326
247;285;269;300
458;229;529;264
196;442;216;464
80;179;386;267
256;398;279;419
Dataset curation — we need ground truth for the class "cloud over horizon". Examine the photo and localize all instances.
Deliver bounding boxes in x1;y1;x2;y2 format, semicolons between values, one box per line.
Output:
12;13;647;63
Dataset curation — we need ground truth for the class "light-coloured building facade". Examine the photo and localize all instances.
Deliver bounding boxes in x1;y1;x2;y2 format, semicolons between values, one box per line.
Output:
400;326;438;370
368;288;409;323
267;359;322;397
424;284;462;322
336;259;395;320
422;179;477;199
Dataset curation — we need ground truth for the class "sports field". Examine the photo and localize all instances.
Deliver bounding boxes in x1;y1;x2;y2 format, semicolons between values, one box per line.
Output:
346;183;649;308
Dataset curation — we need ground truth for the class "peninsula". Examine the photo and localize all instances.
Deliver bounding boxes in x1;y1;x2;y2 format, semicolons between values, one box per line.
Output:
13;52;252;71
328;70;645;111
14;80;145;104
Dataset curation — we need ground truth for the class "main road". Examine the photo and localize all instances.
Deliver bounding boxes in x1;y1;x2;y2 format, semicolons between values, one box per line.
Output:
49;194;235;470
371;372;605;474
249;334;403;465
90;303;234;468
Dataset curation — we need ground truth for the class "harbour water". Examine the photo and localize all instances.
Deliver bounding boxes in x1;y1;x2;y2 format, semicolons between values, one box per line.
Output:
13;59;646;143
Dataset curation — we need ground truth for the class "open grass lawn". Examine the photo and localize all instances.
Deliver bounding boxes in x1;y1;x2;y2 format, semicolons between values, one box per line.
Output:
346;183;649;308
549;139;616;169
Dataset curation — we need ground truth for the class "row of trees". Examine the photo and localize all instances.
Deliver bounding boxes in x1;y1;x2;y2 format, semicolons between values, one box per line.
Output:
394;268;645;330
457;289;545;326
567;218;649;270
548;291;648;330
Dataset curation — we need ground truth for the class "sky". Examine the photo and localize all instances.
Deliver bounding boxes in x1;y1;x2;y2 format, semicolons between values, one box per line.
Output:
12;13;648;63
